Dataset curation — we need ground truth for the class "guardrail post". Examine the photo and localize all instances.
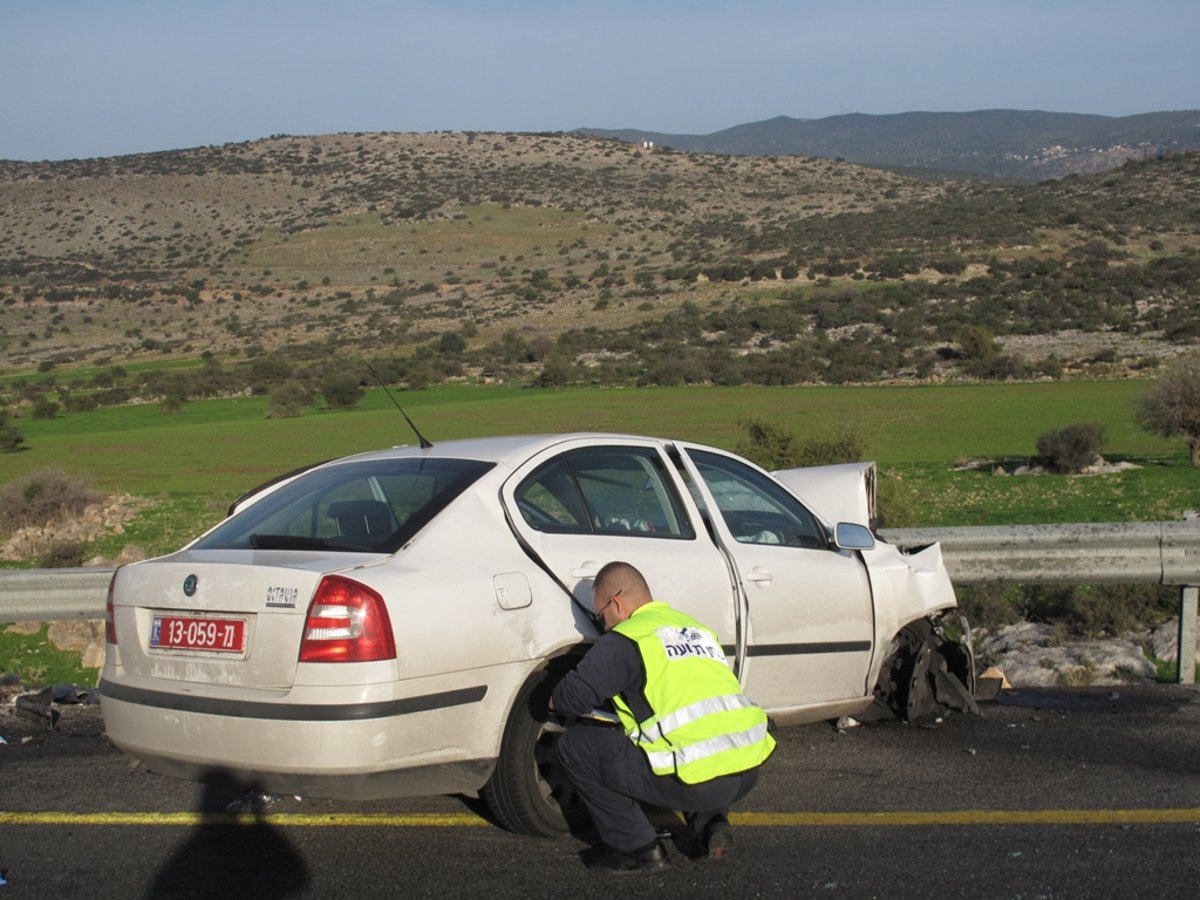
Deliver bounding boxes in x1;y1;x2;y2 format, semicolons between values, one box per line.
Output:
1178;585;1198;685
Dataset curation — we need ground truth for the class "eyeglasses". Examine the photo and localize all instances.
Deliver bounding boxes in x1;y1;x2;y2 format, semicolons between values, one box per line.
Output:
592;589;622;629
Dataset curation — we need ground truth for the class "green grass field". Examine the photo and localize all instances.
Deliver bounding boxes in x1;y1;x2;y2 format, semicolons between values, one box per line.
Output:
1;380;1196;560
0;624;100;687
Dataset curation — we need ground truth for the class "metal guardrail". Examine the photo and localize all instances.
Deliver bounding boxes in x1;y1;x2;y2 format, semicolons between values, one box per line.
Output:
881;519;1200;685
2;519;1199;681
881;521;1200;586
0;567;114;621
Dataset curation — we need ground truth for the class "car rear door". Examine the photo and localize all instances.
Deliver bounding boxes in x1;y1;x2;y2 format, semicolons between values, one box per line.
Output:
678;446;875;711
501;438;740;650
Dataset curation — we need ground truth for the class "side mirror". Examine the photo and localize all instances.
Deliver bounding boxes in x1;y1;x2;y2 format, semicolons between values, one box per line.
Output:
834;522;875;550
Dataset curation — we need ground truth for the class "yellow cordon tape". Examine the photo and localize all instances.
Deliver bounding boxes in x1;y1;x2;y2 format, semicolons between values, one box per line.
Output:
2;809;1199;828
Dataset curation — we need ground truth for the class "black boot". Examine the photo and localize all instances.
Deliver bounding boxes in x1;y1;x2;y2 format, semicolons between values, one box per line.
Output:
580;839;671;874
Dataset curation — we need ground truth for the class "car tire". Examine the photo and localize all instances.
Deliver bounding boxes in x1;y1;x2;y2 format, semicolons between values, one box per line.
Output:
481;666;585;838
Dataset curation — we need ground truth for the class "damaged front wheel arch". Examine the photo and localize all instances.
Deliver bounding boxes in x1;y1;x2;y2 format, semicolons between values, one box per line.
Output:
869;617;978;723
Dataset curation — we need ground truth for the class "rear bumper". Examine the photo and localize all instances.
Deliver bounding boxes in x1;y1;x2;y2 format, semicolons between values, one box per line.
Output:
99;678;484;722
98;678;496;800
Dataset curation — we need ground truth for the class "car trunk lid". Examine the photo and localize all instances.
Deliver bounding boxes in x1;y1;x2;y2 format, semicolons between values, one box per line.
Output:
109;549;383;689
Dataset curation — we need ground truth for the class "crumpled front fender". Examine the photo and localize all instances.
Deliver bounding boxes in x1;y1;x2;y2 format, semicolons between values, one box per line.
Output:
863;540;957;621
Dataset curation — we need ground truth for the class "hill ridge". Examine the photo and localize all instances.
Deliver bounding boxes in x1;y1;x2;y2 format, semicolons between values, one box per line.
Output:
0;132;1197;397
578;108;1200;180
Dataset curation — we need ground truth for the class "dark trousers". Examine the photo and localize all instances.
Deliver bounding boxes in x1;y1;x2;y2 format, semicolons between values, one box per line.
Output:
556;724;761;853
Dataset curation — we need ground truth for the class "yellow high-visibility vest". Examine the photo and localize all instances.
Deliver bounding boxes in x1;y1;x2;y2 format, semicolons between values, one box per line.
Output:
613;602;775;783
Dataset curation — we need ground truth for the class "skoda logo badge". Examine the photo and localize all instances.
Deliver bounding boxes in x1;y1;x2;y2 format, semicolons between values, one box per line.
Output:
183;574;198;597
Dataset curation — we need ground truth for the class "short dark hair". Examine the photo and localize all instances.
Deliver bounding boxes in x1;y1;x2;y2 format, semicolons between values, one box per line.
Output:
593;561;650;599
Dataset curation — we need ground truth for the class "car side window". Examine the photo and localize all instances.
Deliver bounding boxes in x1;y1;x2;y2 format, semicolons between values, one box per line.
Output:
513;458;590;530
688;450;827;549
515;447;695;539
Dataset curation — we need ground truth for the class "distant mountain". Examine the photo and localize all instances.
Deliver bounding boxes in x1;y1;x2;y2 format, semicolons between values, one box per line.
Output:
578;109;1200;180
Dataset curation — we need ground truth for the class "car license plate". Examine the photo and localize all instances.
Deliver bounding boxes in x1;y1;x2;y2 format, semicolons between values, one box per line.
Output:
151;615;246;653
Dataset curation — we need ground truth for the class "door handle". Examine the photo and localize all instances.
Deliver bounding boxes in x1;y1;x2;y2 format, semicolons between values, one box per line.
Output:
571;563;602;579
743;567;774;585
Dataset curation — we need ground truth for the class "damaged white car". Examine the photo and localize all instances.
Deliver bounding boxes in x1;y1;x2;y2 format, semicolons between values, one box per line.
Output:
101;433;975;836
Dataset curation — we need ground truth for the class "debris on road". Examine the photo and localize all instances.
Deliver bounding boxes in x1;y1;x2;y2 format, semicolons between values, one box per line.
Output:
1;677;105;745
15;687;59;729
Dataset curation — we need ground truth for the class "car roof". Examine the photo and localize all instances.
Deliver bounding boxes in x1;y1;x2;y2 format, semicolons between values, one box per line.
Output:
327;433;671;469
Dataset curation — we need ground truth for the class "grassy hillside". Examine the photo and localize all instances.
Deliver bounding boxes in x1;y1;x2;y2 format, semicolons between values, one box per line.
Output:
1;134;1197;397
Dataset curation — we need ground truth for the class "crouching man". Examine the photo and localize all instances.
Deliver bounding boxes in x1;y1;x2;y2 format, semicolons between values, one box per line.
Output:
551;560;775;874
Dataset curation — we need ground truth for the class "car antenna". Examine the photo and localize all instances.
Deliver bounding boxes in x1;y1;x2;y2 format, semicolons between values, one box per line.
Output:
365;364;433;449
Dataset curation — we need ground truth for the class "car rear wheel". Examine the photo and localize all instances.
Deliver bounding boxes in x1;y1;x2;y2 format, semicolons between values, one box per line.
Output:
480;667;586;838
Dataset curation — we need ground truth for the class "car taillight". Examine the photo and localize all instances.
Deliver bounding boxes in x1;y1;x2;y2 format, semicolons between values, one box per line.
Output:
299;575;396;663
105;572;118;645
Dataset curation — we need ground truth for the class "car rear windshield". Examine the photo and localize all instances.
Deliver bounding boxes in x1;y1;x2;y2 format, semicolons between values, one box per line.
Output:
193;458;495;553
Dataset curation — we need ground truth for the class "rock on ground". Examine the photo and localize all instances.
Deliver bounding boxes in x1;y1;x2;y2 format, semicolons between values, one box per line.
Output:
980;622;1159;688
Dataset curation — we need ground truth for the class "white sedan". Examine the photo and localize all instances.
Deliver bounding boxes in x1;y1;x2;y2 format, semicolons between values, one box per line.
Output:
101;433;975;836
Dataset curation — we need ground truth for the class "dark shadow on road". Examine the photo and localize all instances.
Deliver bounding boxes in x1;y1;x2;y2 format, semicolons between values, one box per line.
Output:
145;780;309;900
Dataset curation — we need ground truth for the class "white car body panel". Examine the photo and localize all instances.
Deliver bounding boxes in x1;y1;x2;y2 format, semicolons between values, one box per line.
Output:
772;461;876;527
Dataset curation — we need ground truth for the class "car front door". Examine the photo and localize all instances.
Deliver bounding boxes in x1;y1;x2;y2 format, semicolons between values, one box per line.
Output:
679;447;875;712
502;440;739;650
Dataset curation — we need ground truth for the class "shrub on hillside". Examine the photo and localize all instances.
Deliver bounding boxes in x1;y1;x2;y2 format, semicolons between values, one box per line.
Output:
321;373;364;409
31;397;60;420
735;418;866;470
1135;352;1200;467
732;418;920;528
954;584;1026;631
1022;583;1177;638
266;379;314;419
0;469;101;536
0;411;26;453
733;418;804;470
793;429;867;467
1035;422;1106;473
38;540;88;568
956;583;1176;637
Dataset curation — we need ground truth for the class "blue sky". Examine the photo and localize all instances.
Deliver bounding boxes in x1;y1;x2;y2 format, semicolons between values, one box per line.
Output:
2;0;1197;161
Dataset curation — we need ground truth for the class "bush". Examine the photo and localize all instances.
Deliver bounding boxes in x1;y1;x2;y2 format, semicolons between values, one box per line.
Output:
266;379;314;419
734;418;865;470
874;475;919;529
955;583;1027;631
1035;422;1105;473
31;397;60;420
734;418;803;469
0;470;101;536
793;429;866;467
37;540;88;568
0;411;26;453
1135;353;1200;466
320;373;364;409
956;583;1176;638
1022;583;1177;638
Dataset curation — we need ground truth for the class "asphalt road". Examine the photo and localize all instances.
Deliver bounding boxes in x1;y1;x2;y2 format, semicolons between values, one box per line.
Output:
2;684;1200;899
